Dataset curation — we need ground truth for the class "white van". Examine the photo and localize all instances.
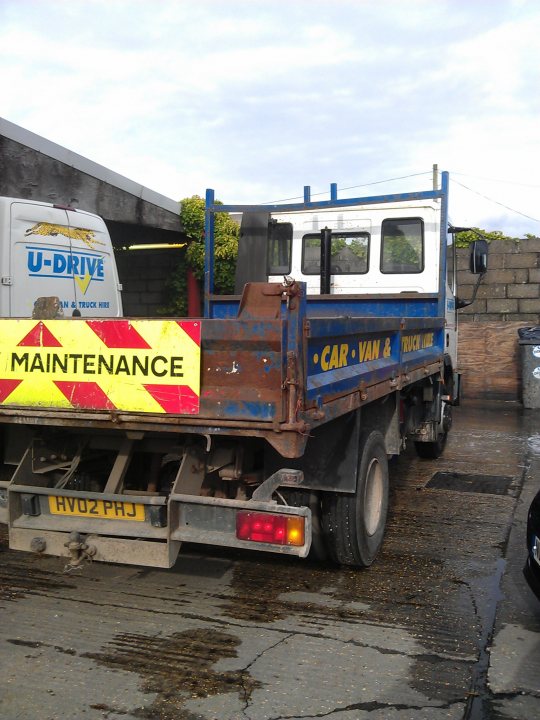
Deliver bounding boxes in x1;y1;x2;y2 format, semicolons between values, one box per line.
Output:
0;197;123;317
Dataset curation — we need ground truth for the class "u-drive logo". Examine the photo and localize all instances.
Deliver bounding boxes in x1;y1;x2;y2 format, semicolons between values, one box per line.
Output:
26;245;105;294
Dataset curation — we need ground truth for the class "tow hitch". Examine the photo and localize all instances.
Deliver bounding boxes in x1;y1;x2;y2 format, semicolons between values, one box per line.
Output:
63;531;97;566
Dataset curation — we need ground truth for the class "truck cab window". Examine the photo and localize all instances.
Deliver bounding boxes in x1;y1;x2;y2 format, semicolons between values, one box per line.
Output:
301;232;369;275
381;218;424;274
267;221;293;275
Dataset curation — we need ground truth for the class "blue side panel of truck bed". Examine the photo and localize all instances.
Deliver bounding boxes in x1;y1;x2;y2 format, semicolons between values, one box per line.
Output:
304;316;444;404
208;296;440;320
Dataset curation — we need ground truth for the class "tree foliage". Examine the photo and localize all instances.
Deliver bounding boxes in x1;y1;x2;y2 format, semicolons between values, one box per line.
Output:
159;196;239;316
182;195;239;295
455;227;513;247
382;235;420;265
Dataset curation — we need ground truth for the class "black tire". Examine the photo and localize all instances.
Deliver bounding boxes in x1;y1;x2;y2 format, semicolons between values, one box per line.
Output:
414;432;447;459
414;401;451;459
321;430;389;568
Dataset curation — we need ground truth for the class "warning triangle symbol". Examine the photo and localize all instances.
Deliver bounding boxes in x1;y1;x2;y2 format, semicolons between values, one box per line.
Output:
18;322;62;347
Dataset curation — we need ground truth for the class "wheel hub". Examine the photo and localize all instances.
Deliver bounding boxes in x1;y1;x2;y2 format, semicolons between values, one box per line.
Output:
364;458;384;537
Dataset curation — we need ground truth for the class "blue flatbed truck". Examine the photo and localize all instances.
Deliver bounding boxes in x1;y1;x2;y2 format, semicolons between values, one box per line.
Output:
0;171;487;568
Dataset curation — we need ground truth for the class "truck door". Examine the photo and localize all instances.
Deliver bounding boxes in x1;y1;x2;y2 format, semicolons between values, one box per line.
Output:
9;200;76;317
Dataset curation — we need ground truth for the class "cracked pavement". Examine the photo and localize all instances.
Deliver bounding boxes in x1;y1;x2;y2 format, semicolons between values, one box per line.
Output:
0;401;539;719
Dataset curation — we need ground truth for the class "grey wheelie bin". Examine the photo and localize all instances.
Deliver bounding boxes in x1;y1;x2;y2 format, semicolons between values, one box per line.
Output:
518;326;540;409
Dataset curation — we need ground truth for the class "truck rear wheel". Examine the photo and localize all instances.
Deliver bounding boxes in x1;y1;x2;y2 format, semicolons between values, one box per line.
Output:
321;430;389;568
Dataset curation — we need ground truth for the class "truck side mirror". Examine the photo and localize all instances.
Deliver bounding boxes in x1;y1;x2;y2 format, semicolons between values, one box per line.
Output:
470;239;488;274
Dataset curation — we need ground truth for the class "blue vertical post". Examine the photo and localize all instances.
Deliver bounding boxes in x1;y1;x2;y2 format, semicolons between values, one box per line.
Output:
330;183;338;201
438;172;449;319
204;188;215;318
304;186;311;204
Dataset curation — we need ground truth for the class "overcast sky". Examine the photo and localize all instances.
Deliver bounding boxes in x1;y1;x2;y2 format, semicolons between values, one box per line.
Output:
1;0;539;236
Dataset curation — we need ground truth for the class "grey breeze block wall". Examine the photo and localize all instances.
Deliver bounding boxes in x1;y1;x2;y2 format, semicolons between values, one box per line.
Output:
115;248;185;317
456;237;540;401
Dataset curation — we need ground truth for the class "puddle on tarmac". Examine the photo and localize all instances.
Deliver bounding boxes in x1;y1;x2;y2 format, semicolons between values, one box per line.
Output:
84;628;261;720
218;556;345;623
220;539;477;650
219;466;495;657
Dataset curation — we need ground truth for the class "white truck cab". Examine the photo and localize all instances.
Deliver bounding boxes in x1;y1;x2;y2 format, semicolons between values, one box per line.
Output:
262;198;458;372
267;200;442;295
0;197;122;317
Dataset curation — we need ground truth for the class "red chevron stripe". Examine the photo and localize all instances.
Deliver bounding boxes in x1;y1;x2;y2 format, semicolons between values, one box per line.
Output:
176;321;201;346
18;322;62;347
85;320;151;349
0;379;22;402
54;381;116;410
143;384;199;414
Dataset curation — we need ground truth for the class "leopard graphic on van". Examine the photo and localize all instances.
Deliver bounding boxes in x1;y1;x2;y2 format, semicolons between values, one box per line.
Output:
24;222;105;250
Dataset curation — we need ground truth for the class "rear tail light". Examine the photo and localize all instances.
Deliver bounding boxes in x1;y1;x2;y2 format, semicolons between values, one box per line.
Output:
236;511;305;547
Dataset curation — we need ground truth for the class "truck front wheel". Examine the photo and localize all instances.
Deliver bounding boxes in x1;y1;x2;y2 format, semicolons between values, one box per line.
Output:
414;399;452;459
321;430;389;568
414;433;447;459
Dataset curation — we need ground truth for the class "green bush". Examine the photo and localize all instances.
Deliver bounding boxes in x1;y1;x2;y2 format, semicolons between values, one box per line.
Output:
160;196;239;316
182;196;239;295
455;228;514;247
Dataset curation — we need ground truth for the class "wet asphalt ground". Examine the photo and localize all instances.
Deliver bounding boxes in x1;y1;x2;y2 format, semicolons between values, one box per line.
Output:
0;401;539;720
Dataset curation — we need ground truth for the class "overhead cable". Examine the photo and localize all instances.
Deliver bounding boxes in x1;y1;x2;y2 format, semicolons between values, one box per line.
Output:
265;171;433;205
451;179;540;224
451;171;540;189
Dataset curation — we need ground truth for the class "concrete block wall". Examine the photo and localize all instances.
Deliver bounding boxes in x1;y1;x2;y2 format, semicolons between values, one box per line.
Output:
115;248;185;317
456;238;540;401
456;238;540;323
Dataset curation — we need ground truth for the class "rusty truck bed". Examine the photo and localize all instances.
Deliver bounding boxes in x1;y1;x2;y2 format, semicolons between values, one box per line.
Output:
0;283;445;459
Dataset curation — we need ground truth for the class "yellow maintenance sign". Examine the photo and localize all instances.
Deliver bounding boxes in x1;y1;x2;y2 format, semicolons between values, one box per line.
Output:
0;319;201;414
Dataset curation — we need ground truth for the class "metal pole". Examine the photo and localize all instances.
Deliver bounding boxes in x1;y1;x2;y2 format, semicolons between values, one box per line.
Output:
204;188;215;318
438;171;449;319
320;227;332;295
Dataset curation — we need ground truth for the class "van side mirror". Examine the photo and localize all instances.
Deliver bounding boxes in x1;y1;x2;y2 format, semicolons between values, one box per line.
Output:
470;239;488;274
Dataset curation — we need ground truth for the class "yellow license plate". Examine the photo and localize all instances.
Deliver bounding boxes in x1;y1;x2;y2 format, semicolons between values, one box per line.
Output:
49;496;145;521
